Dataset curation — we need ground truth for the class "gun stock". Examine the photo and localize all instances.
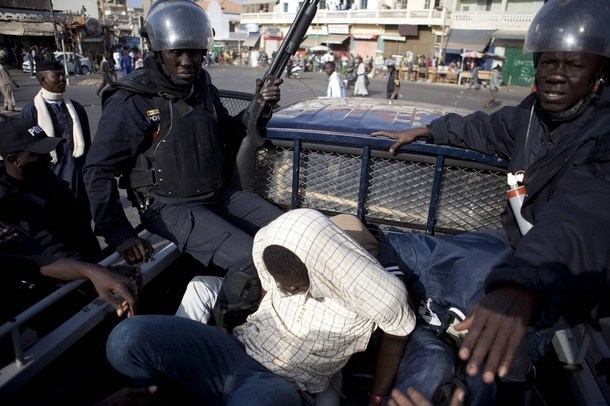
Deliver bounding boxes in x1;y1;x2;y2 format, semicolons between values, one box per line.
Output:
231;0;320;191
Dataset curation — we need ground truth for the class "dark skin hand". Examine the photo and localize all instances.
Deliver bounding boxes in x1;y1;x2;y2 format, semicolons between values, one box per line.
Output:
0;226;19;244
256;77;284;106
41;258;138;318
389;387;465;406
368;333;410;405
371;127;429;154
117;236;154;265
454;286;535;383
94;385;158;406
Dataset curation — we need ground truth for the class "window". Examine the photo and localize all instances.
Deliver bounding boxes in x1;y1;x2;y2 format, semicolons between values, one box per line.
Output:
477;0;492;11
284;3;288;12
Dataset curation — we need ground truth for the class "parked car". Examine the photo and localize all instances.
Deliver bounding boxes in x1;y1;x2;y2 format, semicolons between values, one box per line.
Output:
22;51;93;75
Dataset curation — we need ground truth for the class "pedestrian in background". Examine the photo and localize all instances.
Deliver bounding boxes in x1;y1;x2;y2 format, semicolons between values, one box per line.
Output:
73;53;81;77
386;63;400;100
469;61;481;91
354;56;368;96
0;57;18;111
96;52;113;97
324;61;345;98
484;65;502;108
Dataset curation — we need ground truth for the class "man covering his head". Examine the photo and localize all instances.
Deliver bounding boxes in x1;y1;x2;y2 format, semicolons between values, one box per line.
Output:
106;209;414;404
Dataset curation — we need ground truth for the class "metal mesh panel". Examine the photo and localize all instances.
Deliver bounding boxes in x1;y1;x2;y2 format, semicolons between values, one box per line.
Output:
436;166;505;231
254;146;293;207
220;96;251;116
299;149;361;215
253;144;506;233
367;157;435;227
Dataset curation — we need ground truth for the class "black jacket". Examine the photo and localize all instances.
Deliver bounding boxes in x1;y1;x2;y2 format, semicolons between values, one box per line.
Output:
0;163;101;261
83;69;245;249
427;90;610;327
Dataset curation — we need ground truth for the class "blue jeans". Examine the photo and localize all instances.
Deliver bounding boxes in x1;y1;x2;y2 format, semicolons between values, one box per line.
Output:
395;325;495;405
107;315;302;405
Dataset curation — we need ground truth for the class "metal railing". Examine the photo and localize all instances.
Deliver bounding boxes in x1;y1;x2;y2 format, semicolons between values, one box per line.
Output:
0;233;181;397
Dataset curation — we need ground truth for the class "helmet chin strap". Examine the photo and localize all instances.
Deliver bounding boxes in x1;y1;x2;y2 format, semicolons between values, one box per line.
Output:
545;59;609;123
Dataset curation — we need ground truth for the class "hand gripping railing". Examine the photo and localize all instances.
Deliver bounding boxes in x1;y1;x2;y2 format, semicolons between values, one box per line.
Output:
0;232;181;397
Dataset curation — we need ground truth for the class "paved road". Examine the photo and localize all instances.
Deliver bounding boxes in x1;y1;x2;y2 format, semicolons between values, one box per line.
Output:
4;63;531;133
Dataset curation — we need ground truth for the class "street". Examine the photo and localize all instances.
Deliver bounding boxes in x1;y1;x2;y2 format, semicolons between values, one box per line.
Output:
3;64;531;134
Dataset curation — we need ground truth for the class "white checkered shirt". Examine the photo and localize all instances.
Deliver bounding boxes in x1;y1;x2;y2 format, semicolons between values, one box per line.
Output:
234;209;415;393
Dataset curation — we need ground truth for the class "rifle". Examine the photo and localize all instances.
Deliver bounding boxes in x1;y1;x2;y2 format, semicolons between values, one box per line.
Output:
231;0;320;191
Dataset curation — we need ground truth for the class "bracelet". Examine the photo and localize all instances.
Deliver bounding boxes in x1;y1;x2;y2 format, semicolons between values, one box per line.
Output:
367;392;384;406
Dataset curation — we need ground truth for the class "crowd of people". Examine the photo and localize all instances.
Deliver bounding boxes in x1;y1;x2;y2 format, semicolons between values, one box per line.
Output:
1;0;609;404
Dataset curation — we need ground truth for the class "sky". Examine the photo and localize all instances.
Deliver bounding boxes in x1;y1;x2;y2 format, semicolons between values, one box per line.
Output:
127;0;142;6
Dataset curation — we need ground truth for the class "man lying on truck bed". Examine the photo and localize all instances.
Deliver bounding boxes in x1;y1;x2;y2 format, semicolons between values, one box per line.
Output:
106;209;415;405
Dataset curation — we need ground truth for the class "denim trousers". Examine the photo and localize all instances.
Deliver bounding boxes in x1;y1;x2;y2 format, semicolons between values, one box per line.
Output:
395;324;496;405
107;315;302;405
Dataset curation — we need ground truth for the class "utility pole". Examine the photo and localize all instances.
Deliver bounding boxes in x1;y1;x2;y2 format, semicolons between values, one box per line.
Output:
435;6;448;65
49;0;60;49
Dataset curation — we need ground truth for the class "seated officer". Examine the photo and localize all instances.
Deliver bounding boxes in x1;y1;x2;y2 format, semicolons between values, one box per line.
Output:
83;0;284;326
0;119;137;320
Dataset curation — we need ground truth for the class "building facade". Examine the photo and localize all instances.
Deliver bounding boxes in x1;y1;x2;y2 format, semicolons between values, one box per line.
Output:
241;0;543;86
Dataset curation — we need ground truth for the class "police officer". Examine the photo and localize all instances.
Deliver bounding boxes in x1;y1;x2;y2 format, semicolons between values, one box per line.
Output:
83;0;284;327
373;0;610;401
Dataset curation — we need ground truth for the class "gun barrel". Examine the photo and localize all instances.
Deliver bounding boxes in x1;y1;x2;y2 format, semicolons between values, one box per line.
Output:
232;0;320;191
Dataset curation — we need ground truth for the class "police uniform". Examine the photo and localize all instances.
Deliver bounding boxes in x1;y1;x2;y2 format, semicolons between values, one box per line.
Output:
83;67;283;312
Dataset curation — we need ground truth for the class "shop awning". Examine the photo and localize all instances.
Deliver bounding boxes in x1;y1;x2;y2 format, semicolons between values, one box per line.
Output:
323;34;349;45
242;34;261;48
0;21;56;36
444;29;494;52
381;35;405;42
493;30;526;40
398;24;418;37
300;35;328;48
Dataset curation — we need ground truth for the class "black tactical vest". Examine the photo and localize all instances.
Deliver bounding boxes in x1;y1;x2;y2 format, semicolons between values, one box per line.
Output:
109;70;224;206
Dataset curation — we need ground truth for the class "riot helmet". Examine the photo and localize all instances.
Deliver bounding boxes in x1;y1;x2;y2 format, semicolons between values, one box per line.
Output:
524;0;610;121
524;0;610;58
143;0;214;52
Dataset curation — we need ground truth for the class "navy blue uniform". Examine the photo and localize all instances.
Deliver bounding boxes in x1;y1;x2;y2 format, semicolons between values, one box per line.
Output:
83;67;282;311
21;100;92;217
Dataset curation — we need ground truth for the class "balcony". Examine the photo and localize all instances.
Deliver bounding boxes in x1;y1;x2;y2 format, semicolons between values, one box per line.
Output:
451;12;534;31
241;8;535;34
241;8;446;26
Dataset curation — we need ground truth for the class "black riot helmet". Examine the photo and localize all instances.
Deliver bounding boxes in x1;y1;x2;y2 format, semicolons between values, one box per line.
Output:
141;0;214;52
524;0;610;121
524;0;610;59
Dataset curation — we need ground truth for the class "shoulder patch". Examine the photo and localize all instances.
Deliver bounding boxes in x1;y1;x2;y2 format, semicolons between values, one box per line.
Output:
146;108;161;123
